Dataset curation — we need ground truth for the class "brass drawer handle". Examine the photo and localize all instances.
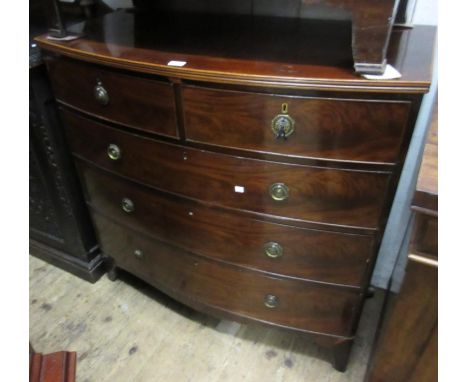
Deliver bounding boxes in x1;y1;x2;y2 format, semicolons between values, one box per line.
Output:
121;198;135;213
264;294;279;309
107;144;121;160
264;242;283;259
271;103;295;140
94;79;109;106
269;183;289;201
134;249;143;259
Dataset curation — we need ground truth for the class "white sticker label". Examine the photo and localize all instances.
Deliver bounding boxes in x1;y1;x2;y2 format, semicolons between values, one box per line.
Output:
234;186;245;193
167;60;187;67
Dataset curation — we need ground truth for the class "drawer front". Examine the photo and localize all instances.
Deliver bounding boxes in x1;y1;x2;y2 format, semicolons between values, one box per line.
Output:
93;213;359;336
47;58;178;137
64;110;391;229
183;86;411;164
79;163;374;287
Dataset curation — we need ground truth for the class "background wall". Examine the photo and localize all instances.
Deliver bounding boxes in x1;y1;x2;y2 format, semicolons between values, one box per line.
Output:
102;0;438;25
102;0;132;8
412;0;437;25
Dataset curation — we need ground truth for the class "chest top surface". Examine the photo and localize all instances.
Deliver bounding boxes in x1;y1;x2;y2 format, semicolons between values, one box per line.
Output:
36;10;435;93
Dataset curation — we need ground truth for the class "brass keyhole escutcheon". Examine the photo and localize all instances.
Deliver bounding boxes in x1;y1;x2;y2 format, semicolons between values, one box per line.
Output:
94;79;109;106
264;294;279;309
264;242;283;259
269;183;289;202
134;249;143;259
121;198;135;213
107;144;121;160
271;103;295;140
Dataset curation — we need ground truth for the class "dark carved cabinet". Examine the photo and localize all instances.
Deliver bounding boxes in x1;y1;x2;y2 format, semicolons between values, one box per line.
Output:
29;61;105;282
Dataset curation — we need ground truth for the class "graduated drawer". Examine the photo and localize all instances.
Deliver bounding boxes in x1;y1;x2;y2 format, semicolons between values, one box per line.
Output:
64;110;391;230
79;163;374;287
182;86;411;164
47;58;178;137
92;213;360;336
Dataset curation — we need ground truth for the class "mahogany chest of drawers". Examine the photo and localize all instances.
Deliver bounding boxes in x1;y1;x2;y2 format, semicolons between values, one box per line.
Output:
36;10;435;371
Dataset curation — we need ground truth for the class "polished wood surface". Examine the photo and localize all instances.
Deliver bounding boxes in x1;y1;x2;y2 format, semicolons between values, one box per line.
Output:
47;58;178;137
79;161;375;287
93;212;360;336
365;258;437;382
30;351;77;382
63;110;391;230
410;212;438;257
302;0;398;73
183;85;411;164
407;327;437;382
35;10;435;93
134;0;400;74
413;102;438;213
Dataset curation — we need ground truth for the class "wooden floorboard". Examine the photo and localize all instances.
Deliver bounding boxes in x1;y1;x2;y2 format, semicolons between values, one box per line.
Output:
30;256;384;382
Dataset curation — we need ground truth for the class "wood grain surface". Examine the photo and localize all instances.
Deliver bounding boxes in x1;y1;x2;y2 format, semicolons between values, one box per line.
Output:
35;10;436;93
413;102;438;213
29;351;77;382
47;58;178;138
93;213;361;337
183;85;411;164
78;162;375;287
365;258;437;382
64;110;392;230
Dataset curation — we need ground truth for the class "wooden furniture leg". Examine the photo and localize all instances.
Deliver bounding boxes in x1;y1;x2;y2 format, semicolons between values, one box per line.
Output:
107;261;119;281
315;336;354;372
331;339;353;372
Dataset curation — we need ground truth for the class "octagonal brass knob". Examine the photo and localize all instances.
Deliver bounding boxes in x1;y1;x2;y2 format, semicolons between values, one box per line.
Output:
107;144;121;161
264;294;279;309
121;198;134;213
264;242;283;259
94;80;109;106
134;249;143;259
269;183;289;201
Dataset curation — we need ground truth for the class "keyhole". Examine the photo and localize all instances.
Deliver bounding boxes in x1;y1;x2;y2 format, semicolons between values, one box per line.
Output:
277;125;286;139
275;117;289;140
281;103;288;113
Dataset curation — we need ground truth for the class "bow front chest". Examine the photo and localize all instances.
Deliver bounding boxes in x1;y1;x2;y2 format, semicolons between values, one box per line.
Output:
36;10;435;371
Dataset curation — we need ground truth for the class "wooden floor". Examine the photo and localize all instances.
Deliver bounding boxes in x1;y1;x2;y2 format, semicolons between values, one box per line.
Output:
29;256;384;382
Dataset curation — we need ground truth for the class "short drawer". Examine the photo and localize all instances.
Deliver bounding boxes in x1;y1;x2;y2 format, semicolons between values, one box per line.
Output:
79;163;374;287
182;86;411;164
93;213;360;336
64;110;391;229
47;58;178;137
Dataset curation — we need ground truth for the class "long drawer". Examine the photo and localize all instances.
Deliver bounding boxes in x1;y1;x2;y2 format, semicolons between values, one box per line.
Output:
182;85;411;164
78;162;374;287
63;110;391;229
47;58;178;137
92;212;360;336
